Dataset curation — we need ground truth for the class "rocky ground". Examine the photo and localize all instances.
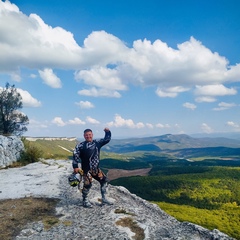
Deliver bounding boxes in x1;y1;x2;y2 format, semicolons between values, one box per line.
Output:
0;160;235;240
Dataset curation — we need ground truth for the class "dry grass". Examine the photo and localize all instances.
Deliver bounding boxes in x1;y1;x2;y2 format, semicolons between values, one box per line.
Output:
0;197;60;240
116;217;145;240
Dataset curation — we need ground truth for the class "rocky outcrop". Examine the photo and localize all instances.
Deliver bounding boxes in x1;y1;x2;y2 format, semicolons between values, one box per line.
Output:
0;160;234;239
0;135;24;168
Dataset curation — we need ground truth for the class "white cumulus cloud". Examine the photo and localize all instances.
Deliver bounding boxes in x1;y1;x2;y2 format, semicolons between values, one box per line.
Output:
195;84;237;96
78;87;121;98
52;117;86;126
107;114;145;129
201;123;214;133
75;66;127;90
194;85;237;102
195;96;217;103
39;68;62;88
183;102;197;110
52;117;66;126
226;121;240;131
213;102;237;111
156;123;171;129
0;1;82;74
75;67;128;98
68;117;85;125
86;116;100;124
76;101;94;109
17;88;41;107
146;123;154;129
156;86;190;98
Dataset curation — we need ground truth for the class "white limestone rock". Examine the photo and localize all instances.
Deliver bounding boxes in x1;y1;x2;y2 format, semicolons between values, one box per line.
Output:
0;135;24;168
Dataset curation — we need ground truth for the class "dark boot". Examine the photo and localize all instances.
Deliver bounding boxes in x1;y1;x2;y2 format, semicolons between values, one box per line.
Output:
82;187;92;208
101;182;113;205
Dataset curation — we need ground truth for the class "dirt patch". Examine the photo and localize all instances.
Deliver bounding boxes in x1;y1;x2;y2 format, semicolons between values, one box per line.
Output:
107;168;151;181
116;216;145;240
0;197;60;240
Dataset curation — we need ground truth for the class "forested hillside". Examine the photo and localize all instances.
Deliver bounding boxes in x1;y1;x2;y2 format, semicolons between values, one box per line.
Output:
109;157;240;239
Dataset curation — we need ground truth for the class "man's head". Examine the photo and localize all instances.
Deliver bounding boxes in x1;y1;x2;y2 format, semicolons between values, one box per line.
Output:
83;129;93;142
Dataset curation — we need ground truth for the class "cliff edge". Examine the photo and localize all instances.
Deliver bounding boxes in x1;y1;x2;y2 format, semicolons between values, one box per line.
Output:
0;159;235;240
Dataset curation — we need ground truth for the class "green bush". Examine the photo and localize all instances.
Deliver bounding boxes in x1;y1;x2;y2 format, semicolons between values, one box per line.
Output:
19;138;43;165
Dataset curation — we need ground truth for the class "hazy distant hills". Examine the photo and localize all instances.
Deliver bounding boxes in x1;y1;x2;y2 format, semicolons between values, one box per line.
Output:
26;133;240;160
105;134;240;156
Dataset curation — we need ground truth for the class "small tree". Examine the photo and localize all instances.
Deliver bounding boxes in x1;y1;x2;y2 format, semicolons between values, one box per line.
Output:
0;82;29;136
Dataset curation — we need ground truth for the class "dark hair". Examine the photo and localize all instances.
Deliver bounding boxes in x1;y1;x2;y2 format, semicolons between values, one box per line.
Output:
84;129;92;134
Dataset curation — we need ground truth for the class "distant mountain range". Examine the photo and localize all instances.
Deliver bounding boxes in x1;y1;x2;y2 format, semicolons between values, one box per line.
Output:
104;134;240;158
25;133;240;159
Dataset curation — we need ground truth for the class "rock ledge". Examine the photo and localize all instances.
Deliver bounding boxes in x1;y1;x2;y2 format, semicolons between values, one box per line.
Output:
0;159;235;240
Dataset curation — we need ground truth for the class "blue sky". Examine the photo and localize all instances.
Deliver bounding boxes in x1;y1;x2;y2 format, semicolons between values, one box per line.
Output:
0;0;240;138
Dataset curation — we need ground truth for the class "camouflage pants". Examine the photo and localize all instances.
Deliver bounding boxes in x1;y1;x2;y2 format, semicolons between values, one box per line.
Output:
82;168;108;199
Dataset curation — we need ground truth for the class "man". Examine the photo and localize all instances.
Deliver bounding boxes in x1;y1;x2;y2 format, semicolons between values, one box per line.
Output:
72;127;112;208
